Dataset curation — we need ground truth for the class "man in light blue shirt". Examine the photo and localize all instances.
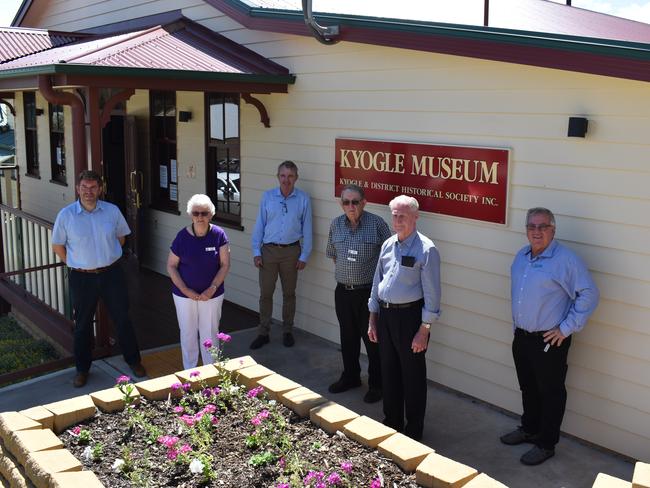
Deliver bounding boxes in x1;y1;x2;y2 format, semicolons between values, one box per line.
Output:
52;170;146;387
501;207;599;466
368;195;441;441
250;160;312;349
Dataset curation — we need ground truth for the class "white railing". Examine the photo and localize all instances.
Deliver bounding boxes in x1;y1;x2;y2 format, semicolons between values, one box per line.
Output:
0;204;71;319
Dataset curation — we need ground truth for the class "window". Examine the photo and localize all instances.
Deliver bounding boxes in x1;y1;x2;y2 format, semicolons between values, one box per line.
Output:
49;104;66;184
206;93;240;224
23;92;39;177
150;91;177;211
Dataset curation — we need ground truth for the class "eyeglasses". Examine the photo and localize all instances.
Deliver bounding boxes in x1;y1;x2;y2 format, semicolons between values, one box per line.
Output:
341;199;361;206
192;211;210;217
526;224;554;232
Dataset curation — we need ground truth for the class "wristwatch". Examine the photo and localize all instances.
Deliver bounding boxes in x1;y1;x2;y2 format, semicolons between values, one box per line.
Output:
421;322;431;330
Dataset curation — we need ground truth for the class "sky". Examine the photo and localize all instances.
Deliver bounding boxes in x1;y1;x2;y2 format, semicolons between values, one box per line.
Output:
1;0;650;27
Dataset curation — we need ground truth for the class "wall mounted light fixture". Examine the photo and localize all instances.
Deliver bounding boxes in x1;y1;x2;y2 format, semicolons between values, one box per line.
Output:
178;111;192;122
34;108;44;116
567;117;588;138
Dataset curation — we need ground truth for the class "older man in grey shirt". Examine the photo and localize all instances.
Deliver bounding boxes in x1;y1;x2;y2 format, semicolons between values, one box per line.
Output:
368;195;441;441
326;184;391;403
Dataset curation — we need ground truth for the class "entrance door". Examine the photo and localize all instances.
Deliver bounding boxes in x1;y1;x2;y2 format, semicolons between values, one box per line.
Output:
124;115;142;261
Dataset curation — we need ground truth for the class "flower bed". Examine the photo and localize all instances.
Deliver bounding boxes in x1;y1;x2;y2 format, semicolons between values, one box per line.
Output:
60;336;419;488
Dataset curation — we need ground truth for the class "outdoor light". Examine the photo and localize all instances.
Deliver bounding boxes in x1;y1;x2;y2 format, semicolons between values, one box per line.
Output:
34;108;44;116
567;117;588;138
178;111;192;122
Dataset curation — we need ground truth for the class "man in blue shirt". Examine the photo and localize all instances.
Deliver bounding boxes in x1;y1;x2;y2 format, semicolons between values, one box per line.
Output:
368;195;441;441
501;207;599;465
52;170;146;387
250;161;312;349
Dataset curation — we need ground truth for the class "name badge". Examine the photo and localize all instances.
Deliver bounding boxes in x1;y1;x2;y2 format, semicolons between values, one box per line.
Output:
347;257;357;262
205;247;216;251
348;249;358;255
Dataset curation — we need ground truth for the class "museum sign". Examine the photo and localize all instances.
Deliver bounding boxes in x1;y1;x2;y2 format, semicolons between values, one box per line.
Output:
335;138;510;224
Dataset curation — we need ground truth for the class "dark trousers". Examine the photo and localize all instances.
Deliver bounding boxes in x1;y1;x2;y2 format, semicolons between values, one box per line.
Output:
377;303;427;438
69;264;141;373
334;285;381;390
512;328;572;449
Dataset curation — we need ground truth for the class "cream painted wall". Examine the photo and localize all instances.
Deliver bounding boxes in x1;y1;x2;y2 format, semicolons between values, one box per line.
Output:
18;0;650;461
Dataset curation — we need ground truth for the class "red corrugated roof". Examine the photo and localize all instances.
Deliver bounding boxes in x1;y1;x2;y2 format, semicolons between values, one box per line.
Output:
0;27;86;63
0;19;290;77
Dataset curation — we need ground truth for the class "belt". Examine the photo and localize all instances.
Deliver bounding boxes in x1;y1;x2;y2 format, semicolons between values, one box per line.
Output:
265;241;300;247
338;283;372;291
70;263;115;274
515;328;549;337
379;299;423;309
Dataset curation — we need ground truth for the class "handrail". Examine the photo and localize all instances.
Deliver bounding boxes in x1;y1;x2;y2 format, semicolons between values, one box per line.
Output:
0;203;52;228
0;261;64;278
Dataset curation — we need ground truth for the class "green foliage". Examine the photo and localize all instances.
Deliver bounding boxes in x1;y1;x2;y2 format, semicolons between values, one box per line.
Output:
91;442;103;461
0;315;60;375
249;450;276;467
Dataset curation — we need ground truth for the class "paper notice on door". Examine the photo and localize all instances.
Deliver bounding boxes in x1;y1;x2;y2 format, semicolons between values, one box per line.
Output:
160;165;168;188
170;159;177;183
170;183;178;201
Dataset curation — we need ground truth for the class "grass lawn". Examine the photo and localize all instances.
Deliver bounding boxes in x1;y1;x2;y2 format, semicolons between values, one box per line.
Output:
0;314;61;377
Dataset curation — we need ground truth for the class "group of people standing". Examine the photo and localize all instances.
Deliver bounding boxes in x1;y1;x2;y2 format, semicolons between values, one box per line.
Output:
53;161;599;467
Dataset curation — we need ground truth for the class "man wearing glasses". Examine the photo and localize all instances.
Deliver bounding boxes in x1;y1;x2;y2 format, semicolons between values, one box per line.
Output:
326;184;391;403
501;207;599;465
250;161;312;349
52;170;146;388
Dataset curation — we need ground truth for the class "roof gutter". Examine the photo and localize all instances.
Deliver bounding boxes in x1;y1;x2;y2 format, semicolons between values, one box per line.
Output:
38;75;87;178
301;0;339;45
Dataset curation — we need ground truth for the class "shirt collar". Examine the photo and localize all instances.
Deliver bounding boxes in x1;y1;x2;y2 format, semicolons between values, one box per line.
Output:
344;211;366;227
74;199;105;214
273;187;296;199
525;239;558;259
399;229;419;247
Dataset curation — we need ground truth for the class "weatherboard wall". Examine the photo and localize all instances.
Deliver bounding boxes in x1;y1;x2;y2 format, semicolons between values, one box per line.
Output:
14;0;650;461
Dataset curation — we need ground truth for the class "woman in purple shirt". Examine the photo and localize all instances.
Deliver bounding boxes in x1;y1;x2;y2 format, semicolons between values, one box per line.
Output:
167;194;230;369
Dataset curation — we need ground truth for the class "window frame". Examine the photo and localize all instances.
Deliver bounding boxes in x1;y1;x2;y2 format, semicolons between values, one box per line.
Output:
149;91;178;213
23;92;39;178
205;92;241;227
49;103;67;185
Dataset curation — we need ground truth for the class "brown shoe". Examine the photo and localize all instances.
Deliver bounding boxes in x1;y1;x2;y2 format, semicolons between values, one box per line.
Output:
73;372;88;388
130;363;147;378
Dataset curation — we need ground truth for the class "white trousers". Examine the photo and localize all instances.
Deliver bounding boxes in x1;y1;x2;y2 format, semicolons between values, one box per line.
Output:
172;293;224;370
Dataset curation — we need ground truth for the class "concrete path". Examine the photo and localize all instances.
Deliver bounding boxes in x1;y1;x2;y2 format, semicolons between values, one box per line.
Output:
0;327;635;488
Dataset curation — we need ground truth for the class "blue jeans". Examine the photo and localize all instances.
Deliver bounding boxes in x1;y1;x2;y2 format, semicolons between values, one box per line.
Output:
69;263;141;373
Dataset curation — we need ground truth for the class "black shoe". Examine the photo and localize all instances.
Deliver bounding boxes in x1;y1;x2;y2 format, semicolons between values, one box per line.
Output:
520;446;555;466
363;388;382;403
500;427;538;445
129;362;147;378
250;335;270;350
404;426;423;442
73;372;88;388
328;376;362;393
283;333;295;347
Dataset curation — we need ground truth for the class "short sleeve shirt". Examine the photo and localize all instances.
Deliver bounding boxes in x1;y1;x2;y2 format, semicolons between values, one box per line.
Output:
170;225;229;298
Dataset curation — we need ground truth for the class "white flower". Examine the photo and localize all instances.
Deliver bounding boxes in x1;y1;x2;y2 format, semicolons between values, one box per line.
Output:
82;446;93;461
268;400;277;406
189;458;204;474
228;385;239;394
112;459;125;472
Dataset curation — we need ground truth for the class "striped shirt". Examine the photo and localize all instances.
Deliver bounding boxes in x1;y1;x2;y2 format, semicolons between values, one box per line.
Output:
326;211;391;286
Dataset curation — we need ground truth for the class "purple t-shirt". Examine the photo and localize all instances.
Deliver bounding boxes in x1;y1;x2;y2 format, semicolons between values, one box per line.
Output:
170;224;229;298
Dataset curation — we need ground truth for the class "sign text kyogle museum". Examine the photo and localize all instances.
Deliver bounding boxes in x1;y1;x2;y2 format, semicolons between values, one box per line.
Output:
335;138;510;224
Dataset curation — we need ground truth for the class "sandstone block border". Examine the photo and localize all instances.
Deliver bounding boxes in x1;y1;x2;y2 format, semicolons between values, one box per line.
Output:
0;355;528;488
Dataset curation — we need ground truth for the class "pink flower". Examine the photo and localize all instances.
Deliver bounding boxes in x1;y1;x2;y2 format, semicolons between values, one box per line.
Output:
69;426;81;436
247;386;264;398
182;383;191;392
277;484;290;488
171;382;183;391
203;339;213;348
179;443;192;454
212;386;221;395
211;416;219;425
327;472;342;485
259;409;270;419
202;404;216;414
190;370;201;378
180;414;196;427
278;457;286;469
167;449;178;461
157;435;179;448
251;417;262;426
116;375;131;385
370;478;382;488
340;461;353;473
217;332;232;343
315;483;326;488
173;406;184;414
